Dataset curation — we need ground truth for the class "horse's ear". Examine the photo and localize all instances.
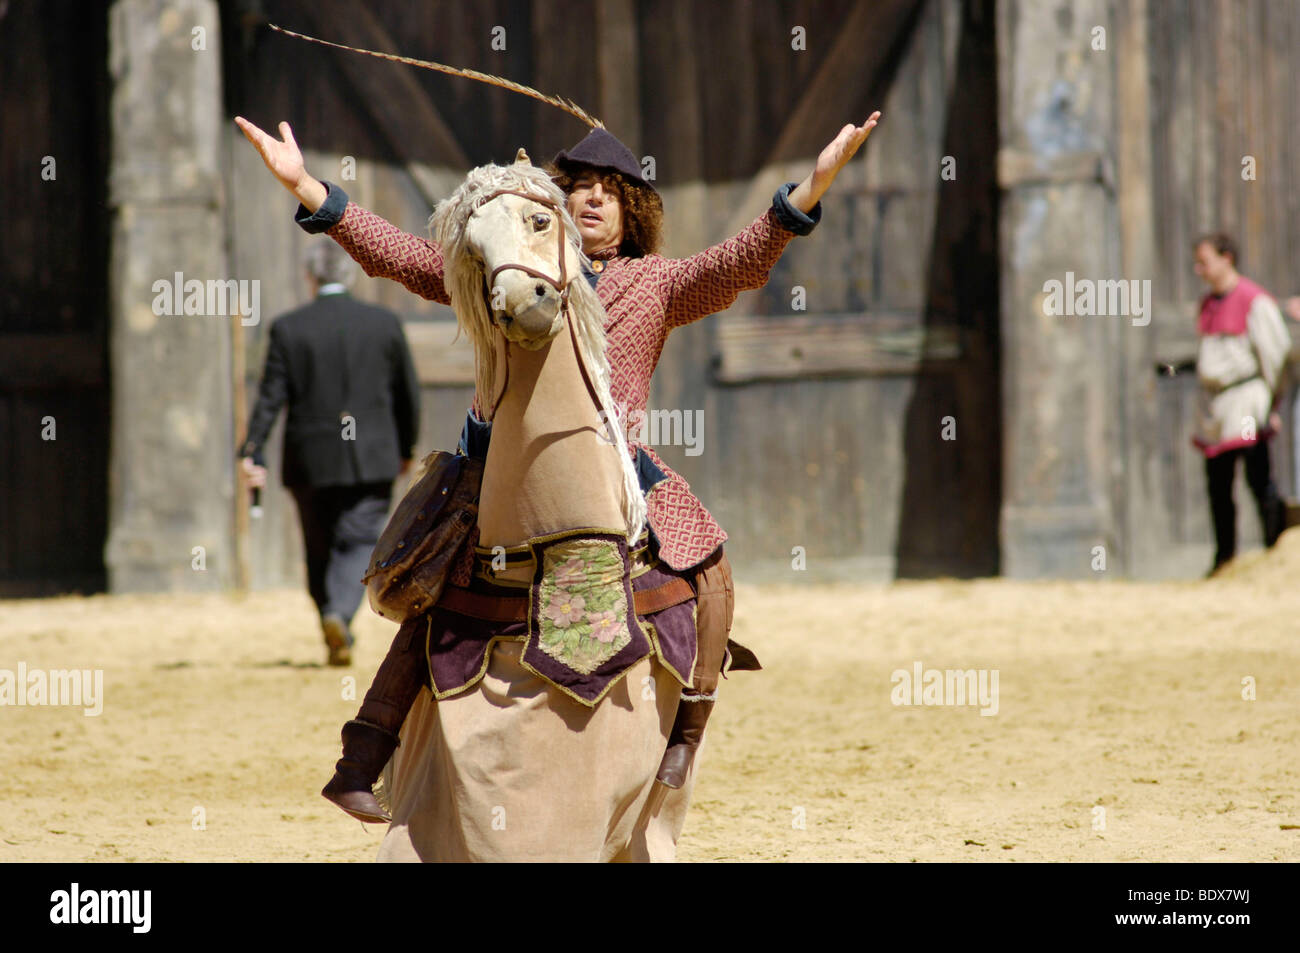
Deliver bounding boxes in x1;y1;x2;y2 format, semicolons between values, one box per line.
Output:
514;147;531;166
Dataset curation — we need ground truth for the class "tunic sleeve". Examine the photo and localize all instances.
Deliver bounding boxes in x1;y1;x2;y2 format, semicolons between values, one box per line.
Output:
1247;294;1292;393
295;181;450;305
660;208;799;330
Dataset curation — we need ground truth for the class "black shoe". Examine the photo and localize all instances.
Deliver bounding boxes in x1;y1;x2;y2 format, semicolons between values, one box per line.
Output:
322;614;351;666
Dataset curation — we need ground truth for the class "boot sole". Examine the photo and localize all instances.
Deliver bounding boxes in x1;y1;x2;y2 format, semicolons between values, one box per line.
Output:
321;789;391;824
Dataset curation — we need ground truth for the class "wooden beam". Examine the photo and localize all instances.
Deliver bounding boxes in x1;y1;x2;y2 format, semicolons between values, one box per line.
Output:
0;333;105;388
718;0;924;241
230;311;250;592
1113;0;1161;575
996;148;1111;190
294;4;471;206
596;0;640;154
712;312;961;384
403;320;476;386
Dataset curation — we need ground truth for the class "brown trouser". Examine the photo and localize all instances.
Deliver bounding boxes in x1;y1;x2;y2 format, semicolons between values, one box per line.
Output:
689;545;734;697
354;614;429;738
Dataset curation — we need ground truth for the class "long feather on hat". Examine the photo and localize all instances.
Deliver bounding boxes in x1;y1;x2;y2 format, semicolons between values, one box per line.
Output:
269;24;604;130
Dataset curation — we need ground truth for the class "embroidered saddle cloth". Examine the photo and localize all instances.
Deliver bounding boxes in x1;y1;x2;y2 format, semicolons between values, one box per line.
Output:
423;528;699;707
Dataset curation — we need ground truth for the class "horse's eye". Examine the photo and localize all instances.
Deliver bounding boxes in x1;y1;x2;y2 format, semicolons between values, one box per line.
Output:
531;213;550;231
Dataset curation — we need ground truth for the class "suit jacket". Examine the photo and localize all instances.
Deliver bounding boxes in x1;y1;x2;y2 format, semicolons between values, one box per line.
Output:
240;291;420;488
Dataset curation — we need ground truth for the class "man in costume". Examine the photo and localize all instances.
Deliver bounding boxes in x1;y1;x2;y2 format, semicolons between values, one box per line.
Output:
236;111;878;843
1191;233;1292;575
240;240;421;664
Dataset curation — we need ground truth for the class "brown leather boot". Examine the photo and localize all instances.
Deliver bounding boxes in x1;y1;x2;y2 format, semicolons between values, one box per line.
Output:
321;720;399;823
656;693;715;789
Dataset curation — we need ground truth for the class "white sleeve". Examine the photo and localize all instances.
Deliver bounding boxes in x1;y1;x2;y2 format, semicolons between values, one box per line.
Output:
1246;295;1292;393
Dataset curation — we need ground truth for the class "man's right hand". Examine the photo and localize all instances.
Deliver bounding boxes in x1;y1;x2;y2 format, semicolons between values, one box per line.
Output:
241;456;268;490
234;117;328;213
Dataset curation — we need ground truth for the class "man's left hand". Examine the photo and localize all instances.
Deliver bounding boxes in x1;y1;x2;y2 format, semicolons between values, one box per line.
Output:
815;112;882;184
790;111;881;213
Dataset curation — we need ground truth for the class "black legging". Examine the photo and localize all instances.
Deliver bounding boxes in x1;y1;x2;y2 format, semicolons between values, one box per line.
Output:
291;482;393;626
1205;441;1284;567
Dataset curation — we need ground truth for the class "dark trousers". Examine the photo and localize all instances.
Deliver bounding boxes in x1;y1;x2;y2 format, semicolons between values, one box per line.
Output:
290;482;392;627
1205;442;1284;567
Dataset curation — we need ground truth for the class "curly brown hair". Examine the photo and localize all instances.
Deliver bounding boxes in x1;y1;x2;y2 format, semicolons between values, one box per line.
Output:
547;165;664;258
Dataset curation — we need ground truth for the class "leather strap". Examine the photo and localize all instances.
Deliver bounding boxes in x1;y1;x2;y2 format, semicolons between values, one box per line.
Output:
632;577;696;615
437;576;695;622
481;189;569;295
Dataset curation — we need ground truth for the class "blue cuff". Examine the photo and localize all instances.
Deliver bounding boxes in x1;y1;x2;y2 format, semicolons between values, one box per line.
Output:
635;447;670;494
294;180;349;234
771;182;821;236
457;409;492;461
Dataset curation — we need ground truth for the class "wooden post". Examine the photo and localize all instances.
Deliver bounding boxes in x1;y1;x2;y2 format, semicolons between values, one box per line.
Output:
104;0;235;592
996;0;1121;578
1112;0;1165;575
231;312;250;592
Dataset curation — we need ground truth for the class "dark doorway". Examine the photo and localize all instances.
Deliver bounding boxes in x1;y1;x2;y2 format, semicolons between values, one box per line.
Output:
894;0;1001;577
0;1;111;595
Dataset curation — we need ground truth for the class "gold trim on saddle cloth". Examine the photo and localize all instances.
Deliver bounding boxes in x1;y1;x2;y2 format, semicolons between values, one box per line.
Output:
638;611;696;690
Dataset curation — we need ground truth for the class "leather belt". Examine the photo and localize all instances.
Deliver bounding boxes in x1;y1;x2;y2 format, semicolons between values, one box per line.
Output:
1209;372;1262;394
437;576;695;622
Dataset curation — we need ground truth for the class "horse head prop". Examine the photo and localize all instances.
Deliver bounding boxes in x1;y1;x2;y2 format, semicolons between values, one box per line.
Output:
430;151;646;549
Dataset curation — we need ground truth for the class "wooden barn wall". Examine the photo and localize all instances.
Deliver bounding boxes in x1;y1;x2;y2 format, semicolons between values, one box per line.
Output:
1145;0;1300;566
679;0;1000;580
0;1;111;596
218;0;996;587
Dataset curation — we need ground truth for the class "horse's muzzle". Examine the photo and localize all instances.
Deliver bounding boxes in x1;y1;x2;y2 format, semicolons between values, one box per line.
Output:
493;280;564;347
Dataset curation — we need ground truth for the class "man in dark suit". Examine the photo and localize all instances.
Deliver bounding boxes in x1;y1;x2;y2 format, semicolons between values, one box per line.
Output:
240;239;420;665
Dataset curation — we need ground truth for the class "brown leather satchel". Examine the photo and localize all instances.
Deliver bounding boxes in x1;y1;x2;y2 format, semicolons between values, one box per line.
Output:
363;450;483;622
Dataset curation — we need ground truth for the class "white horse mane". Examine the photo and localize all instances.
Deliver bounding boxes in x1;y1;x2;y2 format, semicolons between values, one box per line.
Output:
429;160;646;543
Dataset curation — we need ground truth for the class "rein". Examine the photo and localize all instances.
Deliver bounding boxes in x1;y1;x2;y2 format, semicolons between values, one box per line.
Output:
480;189;570;307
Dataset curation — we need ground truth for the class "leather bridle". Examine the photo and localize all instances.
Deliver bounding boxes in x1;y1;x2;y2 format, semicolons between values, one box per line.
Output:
477;189;571;310
473;188;603;421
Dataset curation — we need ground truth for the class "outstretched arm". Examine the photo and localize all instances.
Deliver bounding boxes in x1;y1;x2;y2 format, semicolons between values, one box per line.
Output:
787;112;880;213
235;117;449;304
662;112;881;328
235;116;328;212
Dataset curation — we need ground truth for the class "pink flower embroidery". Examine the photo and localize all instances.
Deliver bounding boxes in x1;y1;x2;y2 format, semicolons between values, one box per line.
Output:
586;610;620;643
544;590;586;627
554;556;587;588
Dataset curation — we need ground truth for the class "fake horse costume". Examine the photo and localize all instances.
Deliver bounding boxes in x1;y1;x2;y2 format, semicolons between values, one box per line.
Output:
252;25;827;858
305;137;821;861
315;154;690;860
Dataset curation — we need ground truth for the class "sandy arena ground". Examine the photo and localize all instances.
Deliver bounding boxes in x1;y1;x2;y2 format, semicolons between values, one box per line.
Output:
2;535;1298;862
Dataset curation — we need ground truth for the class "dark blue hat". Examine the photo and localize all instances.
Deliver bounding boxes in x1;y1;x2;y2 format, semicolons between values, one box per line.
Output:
553;128;653;191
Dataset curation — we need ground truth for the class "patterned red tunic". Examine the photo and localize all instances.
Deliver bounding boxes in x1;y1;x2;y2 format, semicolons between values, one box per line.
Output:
310;186;813;570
